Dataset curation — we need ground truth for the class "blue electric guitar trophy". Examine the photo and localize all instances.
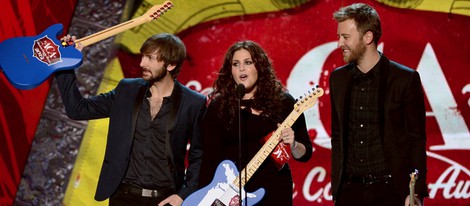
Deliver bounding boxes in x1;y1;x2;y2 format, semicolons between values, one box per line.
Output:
0;1;173;90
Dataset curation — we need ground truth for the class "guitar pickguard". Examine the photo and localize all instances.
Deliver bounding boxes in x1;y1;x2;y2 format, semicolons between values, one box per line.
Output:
183;160;265;206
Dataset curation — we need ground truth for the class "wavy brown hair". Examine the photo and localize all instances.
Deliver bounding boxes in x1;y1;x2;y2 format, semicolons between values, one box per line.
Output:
208;40;285;126
140;33;186;78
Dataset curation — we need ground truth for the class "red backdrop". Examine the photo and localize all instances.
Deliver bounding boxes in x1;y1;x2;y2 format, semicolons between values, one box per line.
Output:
0;0;77;205
175;1;470;205
1;0;469;205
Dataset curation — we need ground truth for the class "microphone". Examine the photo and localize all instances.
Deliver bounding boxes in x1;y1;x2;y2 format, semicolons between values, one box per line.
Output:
236;83;245;99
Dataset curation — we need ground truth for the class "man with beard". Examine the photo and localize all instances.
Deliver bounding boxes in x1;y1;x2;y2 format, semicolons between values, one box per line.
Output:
329;3;428;206
56;33;206;206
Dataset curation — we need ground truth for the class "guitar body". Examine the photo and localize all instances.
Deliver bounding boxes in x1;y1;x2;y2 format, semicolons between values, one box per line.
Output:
1;1;173;90
183;160;265;206
0;23;83;90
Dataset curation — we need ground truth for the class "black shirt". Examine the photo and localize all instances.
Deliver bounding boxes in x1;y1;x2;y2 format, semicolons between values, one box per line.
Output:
123;89;173;189
346;61;388;176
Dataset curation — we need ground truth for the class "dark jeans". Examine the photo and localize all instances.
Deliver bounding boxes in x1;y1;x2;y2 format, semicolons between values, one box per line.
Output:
109;183;173;206
335;181;402;206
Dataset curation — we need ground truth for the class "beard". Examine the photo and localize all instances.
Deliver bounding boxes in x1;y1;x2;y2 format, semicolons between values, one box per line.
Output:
343;42;366;64
143;66;168;82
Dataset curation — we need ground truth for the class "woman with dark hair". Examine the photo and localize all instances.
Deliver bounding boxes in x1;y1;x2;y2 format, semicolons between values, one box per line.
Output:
198;40;312;205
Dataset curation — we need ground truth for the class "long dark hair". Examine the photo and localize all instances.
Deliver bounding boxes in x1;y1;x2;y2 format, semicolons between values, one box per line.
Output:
209;40;285;126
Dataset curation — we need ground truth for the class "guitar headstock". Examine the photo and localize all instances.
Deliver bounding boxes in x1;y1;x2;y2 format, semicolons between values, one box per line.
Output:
143;1;173;21
410;169;419;187
293;86;324;113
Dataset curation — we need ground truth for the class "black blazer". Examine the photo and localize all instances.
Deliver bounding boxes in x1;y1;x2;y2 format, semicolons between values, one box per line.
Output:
55;70;206;201
329;54;428;201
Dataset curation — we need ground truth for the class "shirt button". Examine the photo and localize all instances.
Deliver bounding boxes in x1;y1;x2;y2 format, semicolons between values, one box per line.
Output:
361;88;365;91
360;141;364;144
360;106;363;110
360;124;364;127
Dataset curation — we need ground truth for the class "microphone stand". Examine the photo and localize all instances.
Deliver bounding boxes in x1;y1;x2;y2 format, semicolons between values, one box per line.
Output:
236;84;245;206
238;95;242;206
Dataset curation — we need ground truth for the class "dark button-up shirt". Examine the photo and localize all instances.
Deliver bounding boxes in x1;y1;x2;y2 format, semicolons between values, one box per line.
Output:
346;61;388;176
123;90;173;189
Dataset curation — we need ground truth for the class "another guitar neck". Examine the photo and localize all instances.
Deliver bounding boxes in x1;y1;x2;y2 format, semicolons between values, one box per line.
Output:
76;17;147;47
409;169;418;206
75;1;172;47
233;109;303;188
231;86;323;189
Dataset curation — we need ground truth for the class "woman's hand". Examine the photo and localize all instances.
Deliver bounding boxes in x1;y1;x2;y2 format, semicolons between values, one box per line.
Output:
279;124;306;158
280;126;296;148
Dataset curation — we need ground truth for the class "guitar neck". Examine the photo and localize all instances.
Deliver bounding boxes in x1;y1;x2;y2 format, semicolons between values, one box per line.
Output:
233;109;303;188
409;170;418;206
74;1;173;47
75;16;148;47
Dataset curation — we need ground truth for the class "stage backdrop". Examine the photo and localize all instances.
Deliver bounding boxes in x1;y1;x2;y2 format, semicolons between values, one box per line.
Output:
1;0;469;205
0;0;78;205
